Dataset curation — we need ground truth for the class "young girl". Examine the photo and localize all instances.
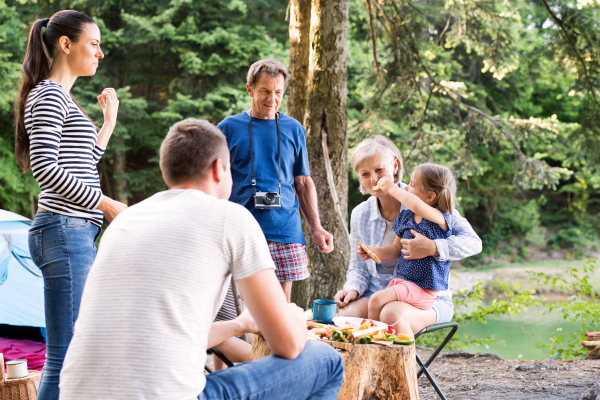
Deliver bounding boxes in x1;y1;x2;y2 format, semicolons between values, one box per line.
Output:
358;163;457;322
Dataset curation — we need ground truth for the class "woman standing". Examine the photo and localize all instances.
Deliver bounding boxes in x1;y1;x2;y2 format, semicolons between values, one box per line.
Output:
14;10;126;400
334;136;482;335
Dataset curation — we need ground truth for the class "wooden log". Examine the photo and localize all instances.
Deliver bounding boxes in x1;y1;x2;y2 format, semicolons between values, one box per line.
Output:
252;334;419;400
585;332;600;341
582;340;600;359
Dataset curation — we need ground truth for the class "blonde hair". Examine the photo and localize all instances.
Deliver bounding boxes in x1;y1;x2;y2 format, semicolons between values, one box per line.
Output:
351;136;403;195
413;163;457;214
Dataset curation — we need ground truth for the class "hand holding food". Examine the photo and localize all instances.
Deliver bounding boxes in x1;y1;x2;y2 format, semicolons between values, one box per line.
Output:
358;240;382;263
372;176;395;193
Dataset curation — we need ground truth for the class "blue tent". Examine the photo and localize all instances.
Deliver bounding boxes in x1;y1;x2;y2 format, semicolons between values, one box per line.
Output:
0;210;45;329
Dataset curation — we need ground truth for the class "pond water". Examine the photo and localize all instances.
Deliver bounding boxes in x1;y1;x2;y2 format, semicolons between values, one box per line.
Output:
458;305;582;360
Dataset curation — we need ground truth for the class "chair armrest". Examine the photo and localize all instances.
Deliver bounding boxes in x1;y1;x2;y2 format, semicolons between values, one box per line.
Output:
415;321;458;340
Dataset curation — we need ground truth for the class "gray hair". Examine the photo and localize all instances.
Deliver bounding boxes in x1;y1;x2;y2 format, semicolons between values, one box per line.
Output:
351;135;404;195
247;59;290;90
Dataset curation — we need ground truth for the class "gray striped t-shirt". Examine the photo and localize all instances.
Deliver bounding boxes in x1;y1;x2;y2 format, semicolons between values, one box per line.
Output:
59;189;275;399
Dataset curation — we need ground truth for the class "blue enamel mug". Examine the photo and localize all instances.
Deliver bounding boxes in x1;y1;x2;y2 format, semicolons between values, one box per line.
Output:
312;299;337;324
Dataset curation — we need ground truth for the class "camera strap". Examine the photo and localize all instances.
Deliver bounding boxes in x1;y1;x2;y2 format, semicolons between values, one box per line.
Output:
249;111;282;197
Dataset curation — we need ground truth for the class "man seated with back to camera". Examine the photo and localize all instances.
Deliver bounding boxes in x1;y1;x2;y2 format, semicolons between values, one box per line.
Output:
59;119;344;400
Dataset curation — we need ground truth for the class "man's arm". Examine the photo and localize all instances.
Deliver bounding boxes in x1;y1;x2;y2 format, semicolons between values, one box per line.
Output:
294;175;334;254
236;269;307;359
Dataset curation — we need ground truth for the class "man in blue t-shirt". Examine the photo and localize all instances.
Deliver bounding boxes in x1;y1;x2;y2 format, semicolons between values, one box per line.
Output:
218;59;334;301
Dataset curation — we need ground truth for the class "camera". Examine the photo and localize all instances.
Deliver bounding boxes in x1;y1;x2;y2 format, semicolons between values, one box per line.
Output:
254;191;281;209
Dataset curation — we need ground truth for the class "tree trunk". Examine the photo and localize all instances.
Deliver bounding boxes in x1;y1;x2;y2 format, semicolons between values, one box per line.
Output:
291;0;350;309
287;0;312;124
252;334;420;400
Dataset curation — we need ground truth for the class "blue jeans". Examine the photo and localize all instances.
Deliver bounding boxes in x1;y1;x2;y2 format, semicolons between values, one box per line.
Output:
200;341;344;400
28;212;100;400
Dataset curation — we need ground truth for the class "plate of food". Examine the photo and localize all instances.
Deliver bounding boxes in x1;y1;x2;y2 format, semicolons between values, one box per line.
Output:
332;316;388;330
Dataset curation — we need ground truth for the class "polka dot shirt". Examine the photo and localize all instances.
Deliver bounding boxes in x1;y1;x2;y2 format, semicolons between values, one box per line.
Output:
392;205;453;291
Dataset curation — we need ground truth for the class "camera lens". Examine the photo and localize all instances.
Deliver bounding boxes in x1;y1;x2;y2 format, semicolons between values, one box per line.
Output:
264;193;275;205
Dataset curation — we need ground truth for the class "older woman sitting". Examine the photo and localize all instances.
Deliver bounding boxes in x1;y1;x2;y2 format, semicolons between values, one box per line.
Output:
333;136;482;335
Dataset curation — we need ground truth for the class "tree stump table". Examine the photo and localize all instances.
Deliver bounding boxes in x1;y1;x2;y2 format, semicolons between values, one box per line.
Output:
252;334;419;400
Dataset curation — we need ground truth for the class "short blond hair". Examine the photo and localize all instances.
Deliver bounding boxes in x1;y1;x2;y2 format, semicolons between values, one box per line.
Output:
351;135;404;195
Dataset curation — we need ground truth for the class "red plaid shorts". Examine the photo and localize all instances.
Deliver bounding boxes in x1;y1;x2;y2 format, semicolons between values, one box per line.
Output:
268;241;309;283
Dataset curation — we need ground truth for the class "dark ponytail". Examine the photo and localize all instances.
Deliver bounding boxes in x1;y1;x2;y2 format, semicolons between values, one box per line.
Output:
15;10;95;173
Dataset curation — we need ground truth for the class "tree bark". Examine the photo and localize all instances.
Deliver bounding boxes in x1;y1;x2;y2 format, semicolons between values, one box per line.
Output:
287;0;312;124
252;334;420;400
291;0;350;309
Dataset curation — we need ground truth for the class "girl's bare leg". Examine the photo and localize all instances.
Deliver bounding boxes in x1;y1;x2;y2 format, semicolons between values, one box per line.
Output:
367;287;399;321
379;301;436;336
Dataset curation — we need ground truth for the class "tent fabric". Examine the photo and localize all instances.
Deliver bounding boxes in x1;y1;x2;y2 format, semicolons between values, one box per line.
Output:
0;234;9;286
0;336;46;370
0;209;31;222
0;216;45;328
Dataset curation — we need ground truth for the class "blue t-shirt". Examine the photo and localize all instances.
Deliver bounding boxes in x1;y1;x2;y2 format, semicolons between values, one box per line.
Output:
218;111;310;244
392;205;453;290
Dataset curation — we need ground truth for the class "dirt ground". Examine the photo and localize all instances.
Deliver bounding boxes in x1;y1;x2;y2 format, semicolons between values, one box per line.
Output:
416;347;600;400
207;347;599;399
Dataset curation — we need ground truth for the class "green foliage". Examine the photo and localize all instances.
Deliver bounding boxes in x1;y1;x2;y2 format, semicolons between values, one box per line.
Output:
418;259;599;360
0;0;598;262
0;0;289;209
346;0;600;261
417;278;542;350
526;258;599;359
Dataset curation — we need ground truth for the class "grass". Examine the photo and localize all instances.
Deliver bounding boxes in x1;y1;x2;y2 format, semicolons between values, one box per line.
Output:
468;259;591;272
454;259;600;295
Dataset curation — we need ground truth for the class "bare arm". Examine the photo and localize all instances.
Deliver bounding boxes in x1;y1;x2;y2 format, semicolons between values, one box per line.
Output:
206;308;258;349
237;269;307;359
294;175;333;253
95;88;119;149
374;236;404;259
383;182;448;231
359;237;403;260
207;320;249;349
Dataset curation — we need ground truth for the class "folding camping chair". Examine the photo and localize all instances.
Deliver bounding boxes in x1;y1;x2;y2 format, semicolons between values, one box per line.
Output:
414;321;458;400
204;347;234;374
204;281;245;374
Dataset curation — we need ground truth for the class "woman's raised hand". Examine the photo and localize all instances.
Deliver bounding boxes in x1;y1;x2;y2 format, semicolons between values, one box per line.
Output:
97;88;119;128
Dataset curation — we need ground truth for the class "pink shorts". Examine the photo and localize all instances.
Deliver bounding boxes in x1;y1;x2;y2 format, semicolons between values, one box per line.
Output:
386;278;439;310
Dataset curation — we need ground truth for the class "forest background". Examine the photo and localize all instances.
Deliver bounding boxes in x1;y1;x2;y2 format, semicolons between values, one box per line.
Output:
0;0;599;359
1;0;599;263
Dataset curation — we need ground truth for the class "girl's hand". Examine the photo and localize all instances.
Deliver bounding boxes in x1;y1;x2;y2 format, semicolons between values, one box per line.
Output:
373;176;395;193
97;88;119;129
357;244;375;261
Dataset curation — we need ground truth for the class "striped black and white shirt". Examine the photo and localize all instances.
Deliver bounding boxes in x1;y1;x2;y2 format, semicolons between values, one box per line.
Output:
25;80;105;227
